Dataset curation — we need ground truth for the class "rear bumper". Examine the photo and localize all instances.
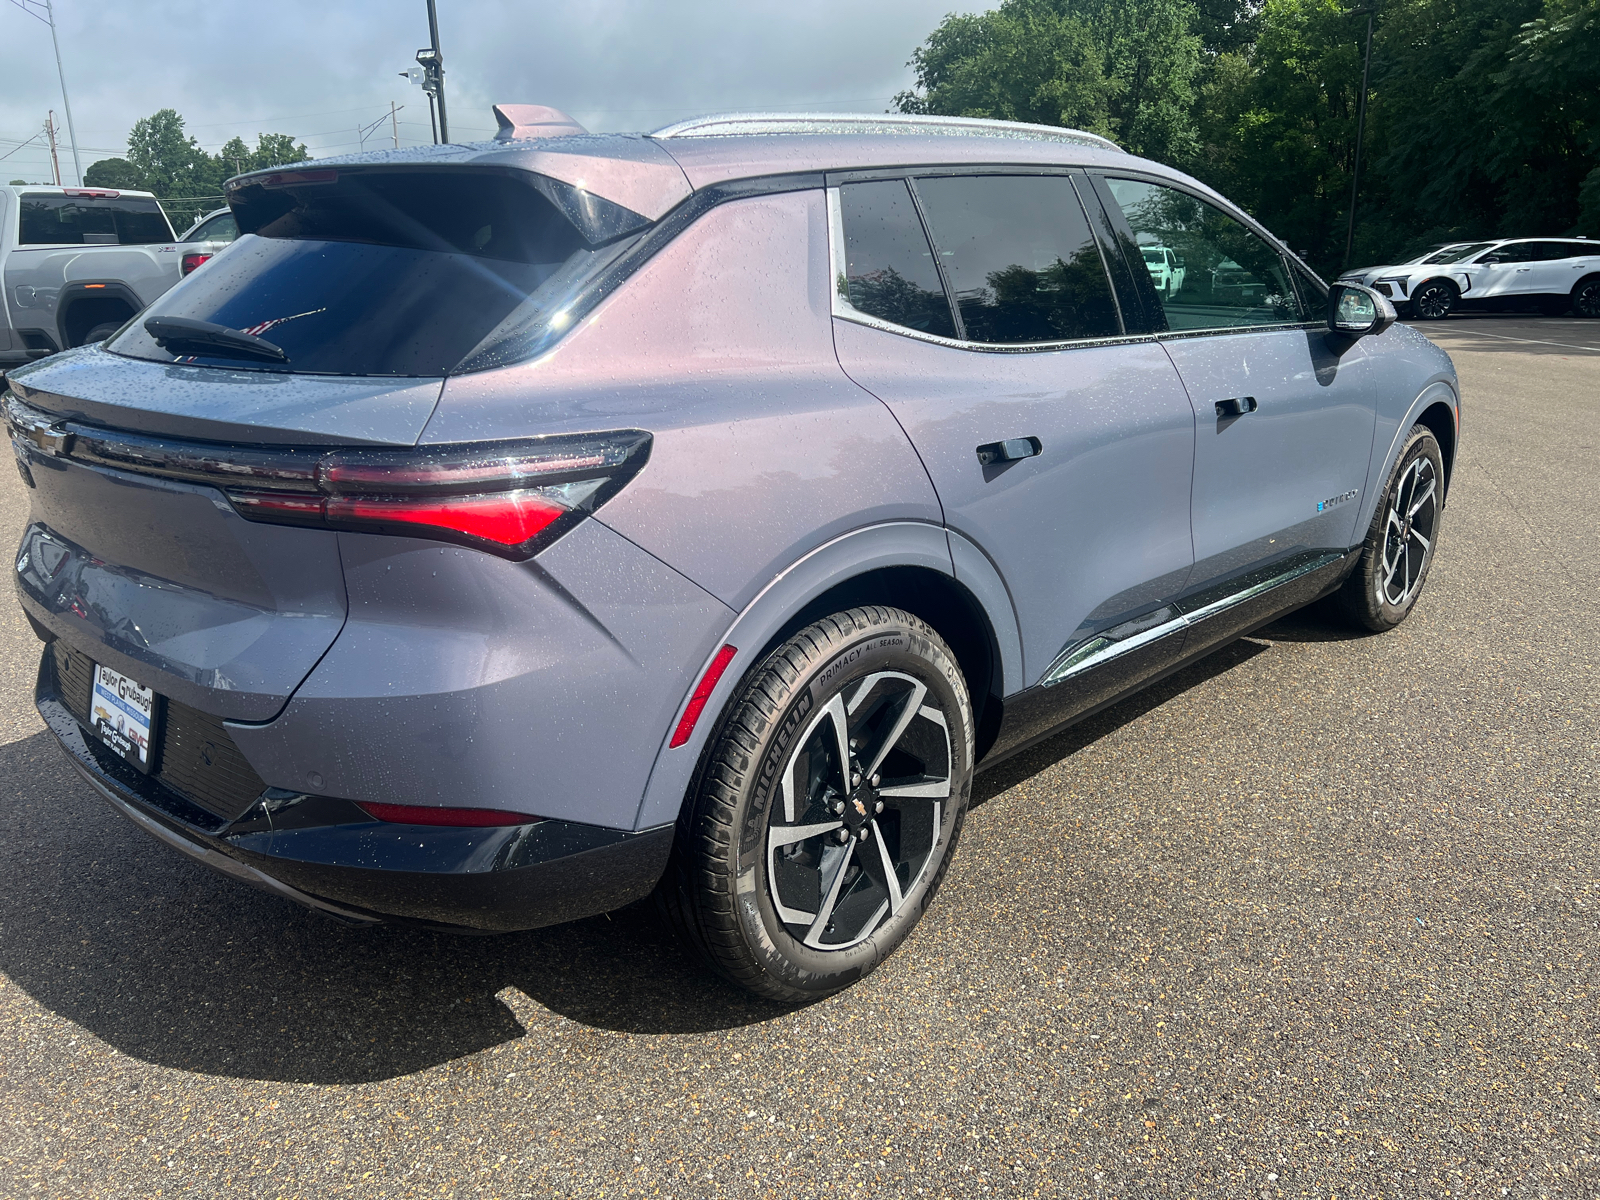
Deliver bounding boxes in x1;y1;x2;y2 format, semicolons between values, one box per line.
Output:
34;647;673;933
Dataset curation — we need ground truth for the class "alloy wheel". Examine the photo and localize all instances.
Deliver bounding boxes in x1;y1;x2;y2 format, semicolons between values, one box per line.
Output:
1413;282;1454;320
1378;455;1438;607
766;670;951;950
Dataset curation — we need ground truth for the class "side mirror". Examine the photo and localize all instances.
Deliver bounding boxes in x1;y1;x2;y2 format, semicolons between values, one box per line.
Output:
1327;282;1397;338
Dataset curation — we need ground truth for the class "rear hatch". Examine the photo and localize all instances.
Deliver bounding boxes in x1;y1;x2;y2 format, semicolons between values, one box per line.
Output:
7;159;658;723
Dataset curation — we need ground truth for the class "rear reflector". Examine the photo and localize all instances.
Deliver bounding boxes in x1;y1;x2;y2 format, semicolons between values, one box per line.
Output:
670;644;738;748
357;801;543;827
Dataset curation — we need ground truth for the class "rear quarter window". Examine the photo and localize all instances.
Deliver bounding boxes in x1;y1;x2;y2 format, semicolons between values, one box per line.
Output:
837;180;957;339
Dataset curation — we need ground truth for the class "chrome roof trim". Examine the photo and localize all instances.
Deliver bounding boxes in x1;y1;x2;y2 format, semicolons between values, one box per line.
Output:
651;112;1122;152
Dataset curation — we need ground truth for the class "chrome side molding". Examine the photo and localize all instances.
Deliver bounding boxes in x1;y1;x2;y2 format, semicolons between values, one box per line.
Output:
1041;549;1345;687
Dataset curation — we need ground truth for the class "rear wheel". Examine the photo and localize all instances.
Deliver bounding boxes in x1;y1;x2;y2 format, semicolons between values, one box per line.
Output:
1336;425;1444;631
1574;275;1600;319
1411;279;1456;320
660;606;973;1003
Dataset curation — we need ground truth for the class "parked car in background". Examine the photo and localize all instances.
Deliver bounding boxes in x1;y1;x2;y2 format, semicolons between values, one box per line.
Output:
1140;244;1185;297
0;185;183;367
176;207;240;277
1211;258;1263;304
1340;237;1600;319
6;108;1458;1002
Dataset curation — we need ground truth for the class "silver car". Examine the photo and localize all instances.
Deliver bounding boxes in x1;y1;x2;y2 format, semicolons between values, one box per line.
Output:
6;109;1459;1001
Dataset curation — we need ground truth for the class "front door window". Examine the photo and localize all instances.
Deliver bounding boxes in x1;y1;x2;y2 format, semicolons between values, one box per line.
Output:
1102;178;1300;329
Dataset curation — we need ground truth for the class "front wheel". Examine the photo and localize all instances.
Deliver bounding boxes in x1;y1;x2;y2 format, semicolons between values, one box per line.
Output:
660;606;973;1003
1410;279;1456;320
1336;425;1445;631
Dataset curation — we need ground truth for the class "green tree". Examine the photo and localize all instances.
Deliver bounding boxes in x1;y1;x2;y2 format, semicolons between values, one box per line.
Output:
84;157;143;189
126;108;214;199
897;0;1202;164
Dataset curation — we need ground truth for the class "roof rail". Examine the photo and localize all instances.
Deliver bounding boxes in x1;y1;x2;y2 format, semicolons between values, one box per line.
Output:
649;111;1121;152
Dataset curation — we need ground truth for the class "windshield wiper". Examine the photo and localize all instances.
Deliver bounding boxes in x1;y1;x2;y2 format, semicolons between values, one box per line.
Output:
144;316;289;364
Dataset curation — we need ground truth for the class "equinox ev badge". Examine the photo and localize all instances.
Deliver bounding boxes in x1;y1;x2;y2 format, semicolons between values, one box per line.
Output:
1317;489;1358;513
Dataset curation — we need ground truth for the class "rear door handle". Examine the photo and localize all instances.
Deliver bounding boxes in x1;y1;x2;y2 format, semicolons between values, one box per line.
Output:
975;437;1041;466
1214;396;1258;417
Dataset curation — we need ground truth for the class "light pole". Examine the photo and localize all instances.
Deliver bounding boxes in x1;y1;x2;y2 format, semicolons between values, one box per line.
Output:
425;0;448;144
1343;7;1375;270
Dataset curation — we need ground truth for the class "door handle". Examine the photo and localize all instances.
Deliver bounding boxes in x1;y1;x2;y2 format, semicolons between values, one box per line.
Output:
1214;396;1258;417
975;437;1041;466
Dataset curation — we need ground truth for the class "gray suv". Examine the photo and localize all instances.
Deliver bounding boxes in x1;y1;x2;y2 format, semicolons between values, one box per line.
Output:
5;110;1459;1002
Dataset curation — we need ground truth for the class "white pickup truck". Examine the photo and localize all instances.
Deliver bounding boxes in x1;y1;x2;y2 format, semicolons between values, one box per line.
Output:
0;185;190;369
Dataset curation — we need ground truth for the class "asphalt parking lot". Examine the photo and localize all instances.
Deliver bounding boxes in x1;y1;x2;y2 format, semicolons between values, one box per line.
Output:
0;313;1596;1199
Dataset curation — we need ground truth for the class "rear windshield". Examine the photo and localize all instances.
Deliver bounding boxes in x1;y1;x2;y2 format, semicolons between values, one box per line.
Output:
19;194;173;245
106;167;644;378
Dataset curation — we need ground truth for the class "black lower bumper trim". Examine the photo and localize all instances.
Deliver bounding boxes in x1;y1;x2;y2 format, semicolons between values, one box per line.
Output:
35;650;675;933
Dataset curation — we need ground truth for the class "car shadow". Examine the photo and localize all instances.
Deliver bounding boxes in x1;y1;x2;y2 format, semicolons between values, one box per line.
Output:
0;607;1357;1084
0;728;789;1085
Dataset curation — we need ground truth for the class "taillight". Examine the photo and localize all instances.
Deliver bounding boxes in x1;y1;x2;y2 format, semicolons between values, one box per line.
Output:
226;430;650;559
181;252;212;275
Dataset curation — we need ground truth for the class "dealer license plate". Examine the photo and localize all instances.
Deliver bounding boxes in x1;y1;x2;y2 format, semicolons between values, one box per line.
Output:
89;663;160;773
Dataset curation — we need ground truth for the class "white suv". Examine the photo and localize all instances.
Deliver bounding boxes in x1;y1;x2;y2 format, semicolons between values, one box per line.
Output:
1340;237;1600;320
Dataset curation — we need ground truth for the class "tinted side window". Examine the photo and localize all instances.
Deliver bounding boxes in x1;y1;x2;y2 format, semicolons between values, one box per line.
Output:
186;212;239;243
1534;241;1583;261
1102;179;1298;330
913;175;1120;345
1485;242;1539;263
838;180;957;339
1287;259;1328;321
19;194;173;245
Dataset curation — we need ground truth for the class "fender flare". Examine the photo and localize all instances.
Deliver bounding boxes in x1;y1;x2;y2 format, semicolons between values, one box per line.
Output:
630;519;1022;829
55;280;142;349
1355;378;1459;540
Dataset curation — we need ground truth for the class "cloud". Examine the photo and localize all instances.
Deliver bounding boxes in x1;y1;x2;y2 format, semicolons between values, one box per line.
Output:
1;0;975;183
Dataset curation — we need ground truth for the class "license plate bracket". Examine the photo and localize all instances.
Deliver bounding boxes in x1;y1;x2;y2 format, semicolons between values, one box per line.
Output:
89;663;162;774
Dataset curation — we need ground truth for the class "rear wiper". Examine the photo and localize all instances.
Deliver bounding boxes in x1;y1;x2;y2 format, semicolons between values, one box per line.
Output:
144;316;289;364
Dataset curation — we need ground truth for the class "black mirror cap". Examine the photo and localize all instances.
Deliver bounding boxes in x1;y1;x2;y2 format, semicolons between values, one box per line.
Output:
1327;282;1398;338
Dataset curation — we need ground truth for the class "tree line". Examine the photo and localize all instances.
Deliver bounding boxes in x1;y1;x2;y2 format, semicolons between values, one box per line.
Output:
896;0;1600;278
82;109;309;230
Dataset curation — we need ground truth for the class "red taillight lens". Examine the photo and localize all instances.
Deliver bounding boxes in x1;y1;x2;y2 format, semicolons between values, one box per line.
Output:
181;252;212;275
356;801;542;827
226;431;650;559
327;489;568;545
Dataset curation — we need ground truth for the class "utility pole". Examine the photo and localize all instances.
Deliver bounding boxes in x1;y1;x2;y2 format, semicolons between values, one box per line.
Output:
12;0;83;183
45;112;60;185
424;0;448;143
1344;7;1375;270
391;100;400;148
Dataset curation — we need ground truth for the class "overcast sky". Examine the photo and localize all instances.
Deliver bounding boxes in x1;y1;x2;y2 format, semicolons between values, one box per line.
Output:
1;0;983;185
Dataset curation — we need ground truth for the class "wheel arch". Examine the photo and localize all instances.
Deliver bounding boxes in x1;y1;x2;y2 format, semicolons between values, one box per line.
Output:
631;521;1022;829
55;280;141;349
1415;397;1457;502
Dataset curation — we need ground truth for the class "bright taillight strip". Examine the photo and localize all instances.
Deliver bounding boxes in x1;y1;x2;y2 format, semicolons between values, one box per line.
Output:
221;430;651;559
357;801;542;827
670;644;738;748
